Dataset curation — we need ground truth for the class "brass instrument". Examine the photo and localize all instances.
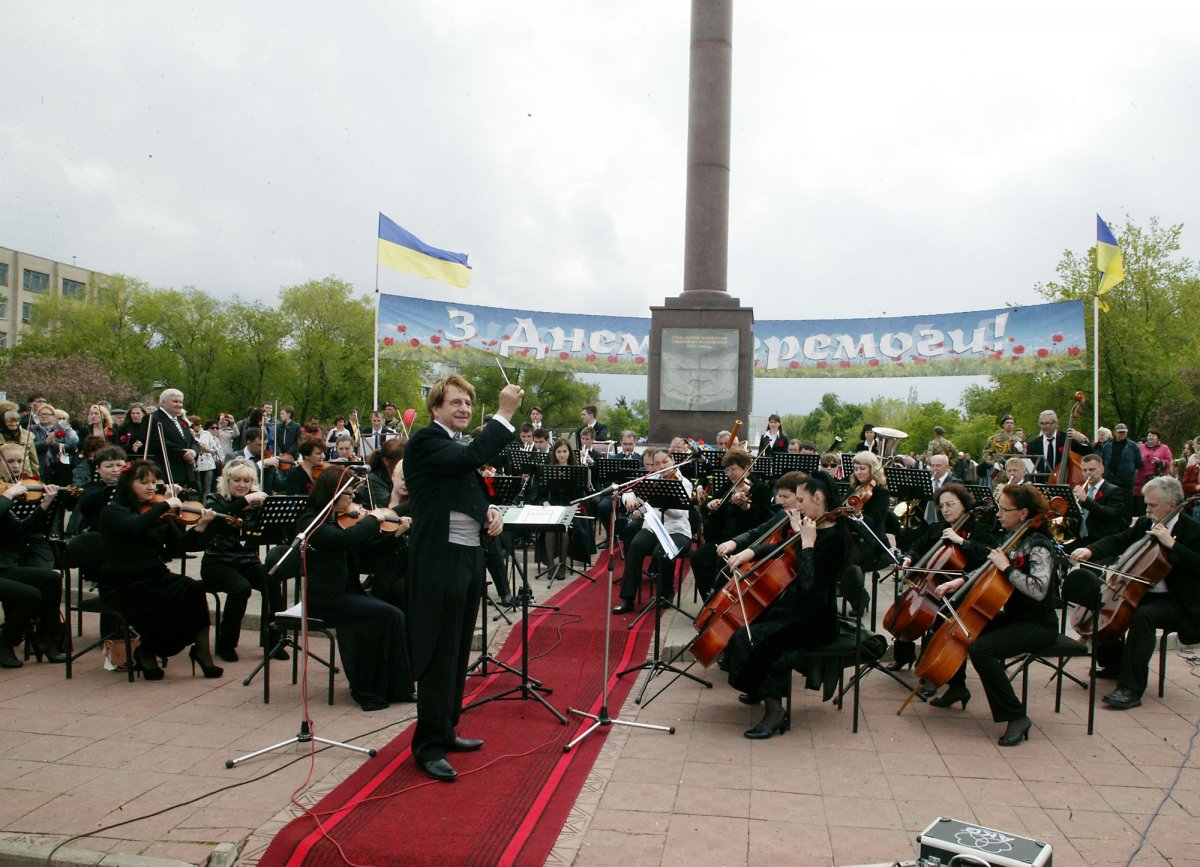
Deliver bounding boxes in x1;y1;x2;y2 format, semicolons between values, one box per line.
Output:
871;426;908;466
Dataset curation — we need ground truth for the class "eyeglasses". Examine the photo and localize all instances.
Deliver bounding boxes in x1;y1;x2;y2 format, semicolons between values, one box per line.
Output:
997;505;1022;512
821;463;838;468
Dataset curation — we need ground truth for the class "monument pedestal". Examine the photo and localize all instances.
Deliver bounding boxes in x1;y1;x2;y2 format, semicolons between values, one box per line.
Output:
647;297;753;444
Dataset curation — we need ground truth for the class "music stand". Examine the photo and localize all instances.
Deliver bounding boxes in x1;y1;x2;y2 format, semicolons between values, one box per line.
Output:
227;471;376;768
242;495;314;689
840;453;857;479
464;504;568;724
771;453;820;479
565;466;679;752
616;478;712;703
966;484;995;505
535;465;593;582
596;457;643;486
509;449;549;476
669;451;699;479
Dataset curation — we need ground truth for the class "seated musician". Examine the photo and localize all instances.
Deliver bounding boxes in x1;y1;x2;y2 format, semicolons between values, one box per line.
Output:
820;452;843;479
613;448;693;613
1072;453;1129;548
531;428;551;454
535;439;590;582
0;444;67;667
845;451;894;612
98;460;223;681
691;450;774;600
329;434;358;464
1067;475;1200;709
889;483;999;674
1003;455;1032;486
926;483;1057;747
758;414;788;454
616;448;657;552
202;459;287;662
577;426;603;465
594;430;641;537
298;467;415;711
227;427;282;493
715;470;846;738
279;435;326;496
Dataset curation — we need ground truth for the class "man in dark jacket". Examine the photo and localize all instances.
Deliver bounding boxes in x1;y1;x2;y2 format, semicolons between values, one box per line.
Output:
1072;454;1129;547
146;388;197;487
1068;476;1200;709
404;375;523;781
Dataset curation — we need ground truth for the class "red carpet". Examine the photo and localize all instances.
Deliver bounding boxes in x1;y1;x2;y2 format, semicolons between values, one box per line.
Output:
260;549;663;867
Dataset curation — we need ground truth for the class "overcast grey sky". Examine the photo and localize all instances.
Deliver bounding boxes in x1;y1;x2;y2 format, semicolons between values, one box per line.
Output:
4;2;1198;412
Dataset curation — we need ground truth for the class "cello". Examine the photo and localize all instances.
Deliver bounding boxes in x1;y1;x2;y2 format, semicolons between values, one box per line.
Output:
903;496;1068;704
1069;495;1200;645
1048;391;1087;488
691;501;857;667
883;500;997;642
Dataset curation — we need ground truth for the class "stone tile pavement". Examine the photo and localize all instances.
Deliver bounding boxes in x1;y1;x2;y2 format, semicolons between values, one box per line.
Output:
1;559;1198;866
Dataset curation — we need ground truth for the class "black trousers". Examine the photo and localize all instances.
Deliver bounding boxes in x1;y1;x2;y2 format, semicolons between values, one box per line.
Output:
0;566;62;643
1110;594;1182;698
947;612;1056;722
618;529;690;602
200;559;284;651
412;545;483;764
690;542;724;600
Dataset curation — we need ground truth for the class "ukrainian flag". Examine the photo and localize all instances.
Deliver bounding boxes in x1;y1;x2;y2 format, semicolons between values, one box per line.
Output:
377;213;472;288
1096;215;1124;305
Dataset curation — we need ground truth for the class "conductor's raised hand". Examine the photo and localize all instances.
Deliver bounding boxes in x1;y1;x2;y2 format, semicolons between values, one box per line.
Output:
497;384;524;420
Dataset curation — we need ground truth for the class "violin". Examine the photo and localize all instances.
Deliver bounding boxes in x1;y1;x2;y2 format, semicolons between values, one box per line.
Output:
1070;495;1200;644
1048;391;1087;488
0;478;83;502
883;501;996;641
691;503;855;667
336;506;407;534
138;495;243;527
906;496;1067;699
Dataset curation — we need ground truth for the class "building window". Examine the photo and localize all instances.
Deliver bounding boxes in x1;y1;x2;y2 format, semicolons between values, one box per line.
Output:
0;331;6;347
0;300;6;320
22;302;34;323
62;278;86;298
23;269;50;293
0;263;8;286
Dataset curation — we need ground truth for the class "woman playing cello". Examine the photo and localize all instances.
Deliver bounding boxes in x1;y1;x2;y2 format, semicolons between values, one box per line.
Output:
888;483;998;672
716;471;847;739
925;483;1057;746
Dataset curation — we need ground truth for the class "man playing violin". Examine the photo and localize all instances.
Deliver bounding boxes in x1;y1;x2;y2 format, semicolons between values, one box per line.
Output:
715;471;846;738
1068;476;1200;709
690;450;773;600
612;448;693;614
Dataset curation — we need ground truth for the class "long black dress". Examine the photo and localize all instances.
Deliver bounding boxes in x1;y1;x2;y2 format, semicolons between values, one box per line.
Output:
99;501;210;658
301;512;413;711
724;522;847;699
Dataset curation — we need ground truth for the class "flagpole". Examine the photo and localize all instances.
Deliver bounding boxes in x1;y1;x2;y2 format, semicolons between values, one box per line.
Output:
372;256;381;413
1092;294;1100;435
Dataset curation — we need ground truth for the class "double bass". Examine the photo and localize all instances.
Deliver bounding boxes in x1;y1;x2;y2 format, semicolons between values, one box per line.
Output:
1048;391;1087;488
1069;495;1200;645
905;496;1068;699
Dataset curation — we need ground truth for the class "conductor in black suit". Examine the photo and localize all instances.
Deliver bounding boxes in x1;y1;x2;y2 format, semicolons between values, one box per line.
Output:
146;388;197;487
1026;409;1091;478
405;374;523;781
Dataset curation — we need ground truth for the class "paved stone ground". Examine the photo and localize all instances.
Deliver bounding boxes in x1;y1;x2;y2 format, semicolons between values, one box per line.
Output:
2;554;1198;866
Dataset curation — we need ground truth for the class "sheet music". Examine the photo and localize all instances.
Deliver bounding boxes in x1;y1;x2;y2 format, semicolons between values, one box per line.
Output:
504;504;571;526
641;507;680;560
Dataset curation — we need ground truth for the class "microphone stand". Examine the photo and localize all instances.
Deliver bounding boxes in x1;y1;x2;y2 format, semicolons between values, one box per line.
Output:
226;468;377;768
563;462;687;751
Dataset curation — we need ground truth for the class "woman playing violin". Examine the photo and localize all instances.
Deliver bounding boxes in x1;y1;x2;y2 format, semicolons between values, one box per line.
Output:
690;449;773;600
844;451;893;612
98;459;224;681
297;467;415;711
0;444;67;667
202;459;287;662
278;435;326;495
537;438;591;582
927;483;1057;746
716;470;847;738
889;484;999;672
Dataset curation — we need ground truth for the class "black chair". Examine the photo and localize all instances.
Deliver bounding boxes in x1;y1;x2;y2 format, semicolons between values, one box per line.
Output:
784;566;888;733
1158;630;1179;698
62;533;134;682
1011;570;1099;735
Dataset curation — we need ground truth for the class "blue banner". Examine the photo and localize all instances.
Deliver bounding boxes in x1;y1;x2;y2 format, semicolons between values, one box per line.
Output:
376;294;1086;378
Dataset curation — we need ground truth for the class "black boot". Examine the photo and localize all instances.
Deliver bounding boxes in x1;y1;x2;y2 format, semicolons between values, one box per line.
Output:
0;642;22;669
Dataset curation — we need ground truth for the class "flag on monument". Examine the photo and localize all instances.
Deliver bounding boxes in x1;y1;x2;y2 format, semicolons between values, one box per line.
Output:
1095;214;1124;312
377;212;472;288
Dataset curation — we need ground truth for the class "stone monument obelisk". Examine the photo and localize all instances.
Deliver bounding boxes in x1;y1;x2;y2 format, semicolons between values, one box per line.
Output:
647;0;753;443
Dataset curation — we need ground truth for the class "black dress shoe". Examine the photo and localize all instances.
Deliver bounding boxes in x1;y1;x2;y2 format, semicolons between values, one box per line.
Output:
884;658;913;672
930;685;971;710
737;692;763;705
216;646;239;663
1102;687;1142;709
916;684;937;701
1094;666;1119;680
0;643;22;669
612;601;634;615
449;736;484;752
998;716;1032;746
419;757;458;782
